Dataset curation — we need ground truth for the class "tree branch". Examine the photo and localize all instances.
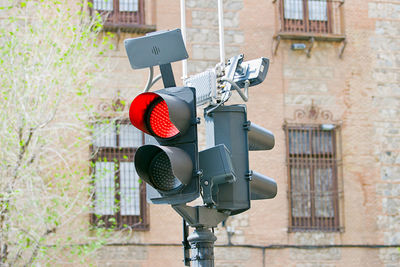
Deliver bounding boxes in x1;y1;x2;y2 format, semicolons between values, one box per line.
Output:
23;227;57;267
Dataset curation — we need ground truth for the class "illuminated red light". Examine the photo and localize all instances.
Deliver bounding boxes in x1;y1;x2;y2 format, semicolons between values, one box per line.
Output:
148;99;179;138
129;92;180;139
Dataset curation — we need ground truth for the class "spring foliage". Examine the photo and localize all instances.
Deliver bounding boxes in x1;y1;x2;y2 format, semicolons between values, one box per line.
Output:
0;0;115;265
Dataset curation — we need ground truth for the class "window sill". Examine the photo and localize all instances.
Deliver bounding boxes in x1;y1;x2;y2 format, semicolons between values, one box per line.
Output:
273;32;347;57
275;31;346;42
288;227;344;233
90;214;150;231
103;23;156;34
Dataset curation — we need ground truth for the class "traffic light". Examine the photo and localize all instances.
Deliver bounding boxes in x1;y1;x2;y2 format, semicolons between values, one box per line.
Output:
129;86;200;205
202;104;277;215
203;105;250;214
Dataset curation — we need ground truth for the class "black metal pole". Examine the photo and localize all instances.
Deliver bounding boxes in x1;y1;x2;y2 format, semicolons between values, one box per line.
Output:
187;227;217;267
182;219;191;266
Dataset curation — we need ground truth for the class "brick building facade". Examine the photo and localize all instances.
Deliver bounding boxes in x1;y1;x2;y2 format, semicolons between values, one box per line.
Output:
88;0;400;266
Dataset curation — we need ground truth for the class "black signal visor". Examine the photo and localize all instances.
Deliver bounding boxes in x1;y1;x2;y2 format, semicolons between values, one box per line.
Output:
129;92;190;139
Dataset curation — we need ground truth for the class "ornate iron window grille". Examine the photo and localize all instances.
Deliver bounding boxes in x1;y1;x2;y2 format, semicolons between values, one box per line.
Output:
277;0;345;37
284;103;343;232
90;118;149;230
89;0;155;33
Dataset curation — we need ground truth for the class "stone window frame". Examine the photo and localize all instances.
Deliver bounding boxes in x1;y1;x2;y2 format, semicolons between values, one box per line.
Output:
90;118;149;230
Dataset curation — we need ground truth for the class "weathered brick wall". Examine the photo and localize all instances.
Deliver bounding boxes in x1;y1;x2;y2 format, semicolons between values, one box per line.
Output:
186;0;244;74
72;0;400;266
369;1;400;266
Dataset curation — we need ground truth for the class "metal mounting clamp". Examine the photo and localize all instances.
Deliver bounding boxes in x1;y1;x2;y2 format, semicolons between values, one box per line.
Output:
172;204;230;228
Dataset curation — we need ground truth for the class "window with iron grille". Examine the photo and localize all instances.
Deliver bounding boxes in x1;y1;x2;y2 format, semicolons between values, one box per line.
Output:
90;119;149;230
277;0;345;36
285;124;341;231
89;0;151;32
283;0;332;33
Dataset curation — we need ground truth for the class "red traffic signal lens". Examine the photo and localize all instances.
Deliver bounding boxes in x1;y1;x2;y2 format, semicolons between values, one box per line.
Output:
147;98;179;139
129;92;180;139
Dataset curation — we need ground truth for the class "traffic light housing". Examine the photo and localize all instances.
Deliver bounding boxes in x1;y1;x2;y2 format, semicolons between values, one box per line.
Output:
203;104;277;215
129;86;199;205
203;105;251;215
124;28;276;216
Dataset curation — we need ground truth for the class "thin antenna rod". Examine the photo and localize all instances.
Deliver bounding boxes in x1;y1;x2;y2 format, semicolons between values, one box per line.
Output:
217;0;225;64
180;0;188;79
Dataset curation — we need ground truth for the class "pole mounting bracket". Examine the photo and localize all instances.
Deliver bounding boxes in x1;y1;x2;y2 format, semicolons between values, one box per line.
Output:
172;204;229;228
306;37;315;58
